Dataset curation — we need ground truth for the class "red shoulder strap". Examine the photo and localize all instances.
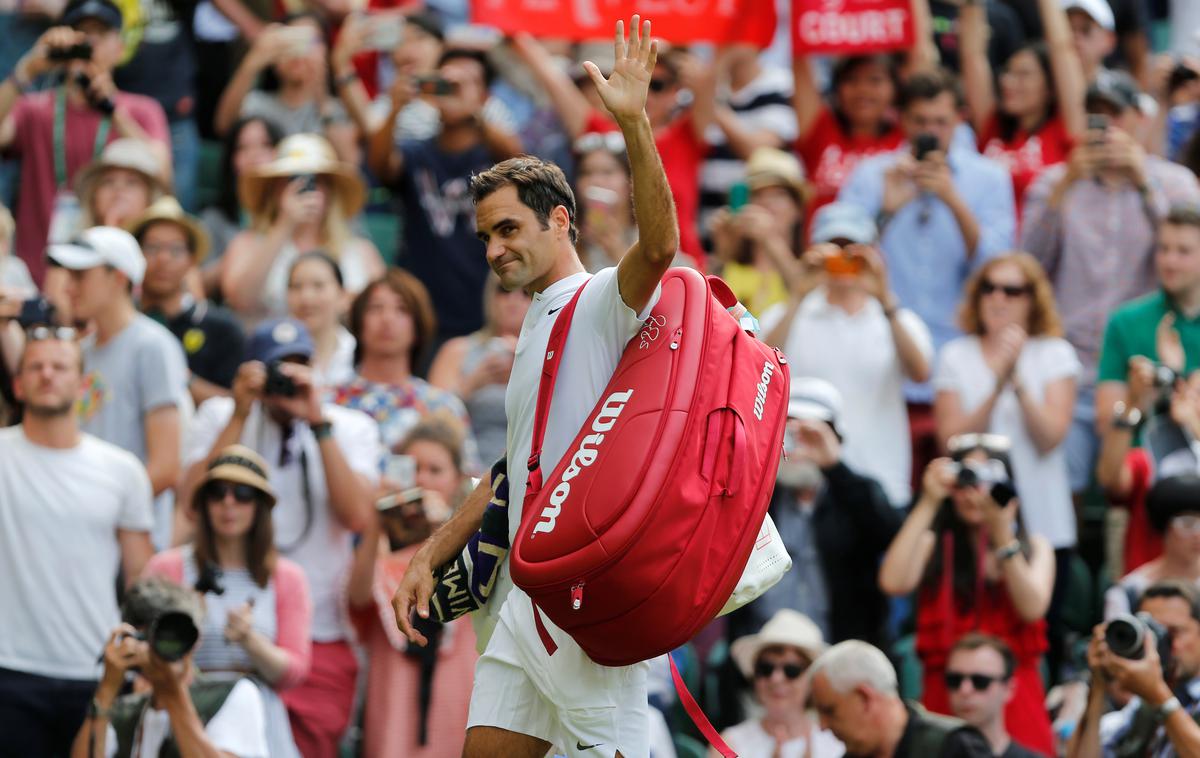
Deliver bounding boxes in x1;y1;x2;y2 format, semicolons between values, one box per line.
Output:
670;655;737;757
524;278;589;502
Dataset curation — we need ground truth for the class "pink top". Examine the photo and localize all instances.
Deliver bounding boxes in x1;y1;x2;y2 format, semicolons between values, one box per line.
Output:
144;547;313;689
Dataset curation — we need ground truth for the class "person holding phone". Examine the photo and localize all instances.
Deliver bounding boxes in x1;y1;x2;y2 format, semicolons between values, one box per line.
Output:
879;438;1057;755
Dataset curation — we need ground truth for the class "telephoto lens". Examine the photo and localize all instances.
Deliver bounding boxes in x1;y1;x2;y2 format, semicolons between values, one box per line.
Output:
148;610;200;662
1105;612;1168;660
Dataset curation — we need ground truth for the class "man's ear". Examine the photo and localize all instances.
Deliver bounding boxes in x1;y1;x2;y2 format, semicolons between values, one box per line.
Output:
550;205;571;239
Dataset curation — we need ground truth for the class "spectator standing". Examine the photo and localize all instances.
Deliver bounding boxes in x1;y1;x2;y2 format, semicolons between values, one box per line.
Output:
428;274;528;467
0;201;34;295
945;634;1044;758
929;0;1026;75
182;317;382;757
571;131;637;272
286;251;354;391
133;196;245;407
0;333;153;754
221;132;384;325
762;203;933;506
74;137;167;230
1;0;170;286
146;445;310;757
49;226;188;549
879;446;1056;755
1064;0;1117;83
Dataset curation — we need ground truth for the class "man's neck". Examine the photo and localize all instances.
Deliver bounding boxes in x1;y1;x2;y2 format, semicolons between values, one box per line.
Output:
1170;285;1200;320
141;289;188;319
527;248;587;295
979;717;1011;755
93;299;137;344
437;121;483;154
357;354;412;385
874;699;909;758
1160;552;1200;580
824;285;868;315
22;415;81;449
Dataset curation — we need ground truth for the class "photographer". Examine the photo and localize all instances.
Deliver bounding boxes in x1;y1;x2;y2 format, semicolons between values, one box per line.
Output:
70;576;269;758
0;0;170;288
182;317;382;756
1069;581;1200;758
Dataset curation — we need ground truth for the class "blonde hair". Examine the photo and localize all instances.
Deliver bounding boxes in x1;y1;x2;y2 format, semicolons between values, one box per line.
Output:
957;252;1063;338
253;177;351;259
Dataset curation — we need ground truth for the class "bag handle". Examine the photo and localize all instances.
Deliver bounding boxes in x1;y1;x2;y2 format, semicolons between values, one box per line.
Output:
670;655;737;757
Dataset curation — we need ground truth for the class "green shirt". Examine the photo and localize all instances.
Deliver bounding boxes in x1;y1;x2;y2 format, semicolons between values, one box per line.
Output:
1097;290;1200;383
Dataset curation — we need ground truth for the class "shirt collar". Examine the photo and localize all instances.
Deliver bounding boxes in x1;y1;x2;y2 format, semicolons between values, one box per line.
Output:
532;272;591;307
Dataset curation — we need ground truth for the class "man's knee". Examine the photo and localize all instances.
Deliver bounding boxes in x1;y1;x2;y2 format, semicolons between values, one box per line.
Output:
463;725;552;758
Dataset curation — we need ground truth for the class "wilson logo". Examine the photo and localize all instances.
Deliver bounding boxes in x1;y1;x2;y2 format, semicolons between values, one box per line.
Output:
532;388;634;536
753;361;774;421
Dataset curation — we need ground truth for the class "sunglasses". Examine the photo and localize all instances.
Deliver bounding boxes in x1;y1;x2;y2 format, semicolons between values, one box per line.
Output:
980;280;1031;298
754;661;807;680
649;78;675;93
206;481;258;504
945;671;1006;691
26;325;78;341
574;131;626;155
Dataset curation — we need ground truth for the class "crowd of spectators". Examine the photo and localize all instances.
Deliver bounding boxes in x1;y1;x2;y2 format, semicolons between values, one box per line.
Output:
2;0;1200;755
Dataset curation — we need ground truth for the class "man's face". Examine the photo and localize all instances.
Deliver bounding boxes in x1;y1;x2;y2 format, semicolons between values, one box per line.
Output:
72;17;123;71
13;339;82;417
476;185;568;292
1142;596;1200;682
65;265;124;321
901;92;959;153
92;167;152;228
359;285;415;363
435;58;487;125
1155;223;1200;298
140;222;193;300
1068;10;1115;72
645;62;680;128
945;646;1013;730
810;673;878;755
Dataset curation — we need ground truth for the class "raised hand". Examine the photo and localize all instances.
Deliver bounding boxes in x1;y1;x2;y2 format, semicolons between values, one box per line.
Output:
583;16;658;124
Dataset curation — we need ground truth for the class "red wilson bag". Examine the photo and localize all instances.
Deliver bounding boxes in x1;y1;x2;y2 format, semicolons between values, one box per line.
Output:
510;267;790;668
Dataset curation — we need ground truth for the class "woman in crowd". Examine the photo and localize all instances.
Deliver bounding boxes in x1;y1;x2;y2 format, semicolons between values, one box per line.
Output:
334;270;476;463
960;0;1085;212
348;415;476;758
286;252;354;391
200;115;283;293
934;253;1078;592
428;275;528;466
145;445;311;757
880;441;1056;755
221;132;383;324
715;609;844;758
573;131;637;272
75;138;168;230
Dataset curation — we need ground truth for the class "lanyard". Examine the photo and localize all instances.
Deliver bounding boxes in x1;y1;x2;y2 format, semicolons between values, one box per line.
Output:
54;85;112;190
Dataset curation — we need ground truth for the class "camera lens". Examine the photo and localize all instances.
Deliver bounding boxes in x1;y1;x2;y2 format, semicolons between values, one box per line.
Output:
149;611;199;662
1105;615;1147;660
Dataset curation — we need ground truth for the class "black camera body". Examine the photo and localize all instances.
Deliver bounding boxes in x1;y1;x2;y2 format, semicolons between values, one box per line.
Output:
913;133;939;161
415;74;456;96
264;360;297;397
948;460;1017;507
1106;612;1172;674
119;610;200;663
48;41;93;62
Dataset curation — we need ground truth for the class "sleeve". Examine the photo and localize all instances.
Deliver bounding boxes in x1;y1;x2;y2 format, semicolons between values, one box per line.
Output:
136;332;187;414
824;462;905;551
577;267;661;354
758;302;786;335
128;97;170;145
896;308;934;363
143;548;185;583
203;679;270;758
1019;167;1065;279
971;163;1016;261
272;559;313;690
1096;312;1131;384
933;340;967;393
1042;338;1082;383
117;452;155;531
183;397;234;467
1103;580;1133;620
835;157;884;216
332;407;383;483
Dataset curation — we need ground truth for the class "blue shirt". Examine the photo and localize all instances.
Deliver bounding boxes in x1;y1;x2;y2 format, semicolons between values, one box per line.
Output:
838;145;1015;401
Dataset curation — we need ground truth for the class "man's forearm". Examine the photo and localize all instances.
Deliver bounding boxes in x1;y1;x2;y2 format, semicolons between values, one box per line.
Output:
1066;683;1107;758
160;687;225;758
619;113;678;262
416;473;491;569
946;191;981;256
316;436;369;532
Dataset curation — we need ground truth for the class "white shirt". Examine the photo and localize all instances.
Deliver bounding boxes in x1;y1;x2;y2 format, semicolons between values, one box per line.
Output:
720;718;845;758
933;336;1081;548
104;678;269;758
312;326;357;392
761;288;933;506
184;400;382;641
0;427;153;679
484;267;658;630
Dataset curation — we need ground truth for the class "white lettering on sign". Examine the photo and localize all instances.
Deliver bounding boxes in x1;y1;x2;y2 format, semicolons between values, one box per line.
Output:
798;9;907;47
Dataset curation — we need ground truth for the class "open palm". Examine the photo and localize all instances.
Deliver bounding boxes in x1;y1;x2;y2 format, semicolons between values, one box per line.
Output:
583;15;657;122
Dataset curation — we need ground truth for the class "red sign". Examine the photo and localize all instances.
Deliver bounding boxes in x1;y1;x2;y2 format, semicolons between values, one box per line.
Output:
792;0;914;56
470;0;777;48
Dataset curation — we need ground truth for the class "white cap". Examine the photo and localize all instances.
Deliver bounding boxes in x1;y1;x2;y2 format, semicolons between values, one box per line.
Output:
49;226;146;286
787;377;843;427
1062;0;1115;31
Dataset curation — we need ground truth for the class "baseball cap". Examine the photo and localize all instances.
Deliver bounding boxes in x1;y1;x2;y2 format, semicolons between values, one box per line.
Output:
48;226;145;285
810;202;877;245
1062;0;1115;32
246;318;315;364
61;0;123;29
787;377;843;429
1087;69;1141;112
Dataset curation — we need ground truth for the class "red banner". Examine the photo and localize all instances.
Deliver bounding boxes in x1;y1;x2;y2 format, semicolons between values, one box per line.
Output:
792;0;914;56
470;0;777;48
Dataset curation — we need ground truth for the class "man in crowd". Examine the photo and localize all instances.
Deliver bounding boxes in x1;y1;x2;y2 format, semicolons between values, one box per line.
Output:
132;196;244;407
0;0;170;286
946;634;1043;757
729;378;903;648
809;639;993;757
49;225;187;548
368;47;523;347
183;317;381;756
0;332;153;753
1023;72;1200;498
1064;0;1117;83
1070;581;1200;757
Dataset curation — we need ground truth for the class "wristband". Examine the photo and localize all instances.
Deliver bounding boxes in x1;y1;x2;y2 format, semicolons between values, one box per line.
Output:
334;71;359;89
6;69;32;94
88;698;113;720
995;540;1022;562
1156;696;1182;722
310;420;333;441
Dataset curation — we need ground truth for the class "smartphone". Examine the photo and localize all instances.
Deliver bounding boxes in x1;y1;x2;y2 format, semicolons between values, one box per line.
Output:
583;185;619;230
375;487;424;514
363;13;405;51
913;133;939;161
728;182;750;212
823;251;864;277
1087;113;1110;146
416;75;456;96
384;454;417;490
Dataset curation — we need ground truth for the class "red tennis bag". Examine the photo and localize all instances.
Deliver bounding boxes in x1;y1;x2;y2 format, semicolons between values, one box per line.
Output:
510;267;790;667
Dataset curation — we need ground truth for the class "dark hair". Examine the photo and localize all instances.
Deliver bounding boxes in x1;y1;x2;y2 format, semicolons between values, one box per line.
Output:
218;117;284;220
950;633;1016;679
439;47;495;88
192;481;277;588
349;268;437;369
1164;204;1200;232
121;576;204;629
830;54;901;137
995;42;1055;143
1139;580;1200;623
470;156;579;244
898;68;963;111
1147;474;1200;533
289;250;344;289
396;412;467;474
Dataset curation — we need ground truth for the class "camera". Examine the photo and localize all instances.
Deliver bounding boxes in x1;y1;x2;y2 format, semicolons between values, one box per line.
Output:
73;72;115;115
913;133;939;161
16;296;56;329
47;41;92;62
948;459;1017;507
264;361;297;397
415;75;456;96
1106;612;1172;673
293;173;318;193
1153;364;1178;390
117;610;200;663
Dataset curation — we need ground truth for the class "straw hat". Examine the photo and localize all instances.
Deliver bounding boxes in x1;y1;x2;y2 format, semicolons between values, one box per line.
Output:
197;445;276;508
744;146;810;204
239;133;366;220
129;196;211;262
730;609;828;679
75;138;168;208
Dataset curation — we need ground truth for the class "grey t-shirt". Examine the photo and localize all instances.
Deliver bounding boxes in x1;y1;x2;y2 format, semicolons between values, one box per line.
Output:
80;313;188;462
241;90;349;136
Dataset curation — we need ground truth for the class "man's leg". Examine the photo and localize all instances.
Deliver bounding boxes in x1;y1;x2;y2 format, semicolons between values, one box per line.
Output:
463;725;553;758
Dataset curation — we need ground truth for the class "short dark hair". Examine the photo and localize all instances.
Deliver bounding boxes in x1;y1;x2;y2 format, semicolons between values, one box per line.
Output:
1164;205;1200;232
349;268;437;369
1139;580;1200;623
439;47;495;88
289;250;344;289
898;68;963;111
121;576;204;630
949;633;1015;679
469;157;578;244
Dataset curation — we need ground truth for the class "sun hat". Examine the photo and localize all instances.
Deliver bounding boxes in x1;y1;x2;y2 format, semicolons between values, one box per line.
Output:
74;138;168;211
730;609;828;679
745;146;809;203
129;196;210;262
238;133;366;219
197;445;276;508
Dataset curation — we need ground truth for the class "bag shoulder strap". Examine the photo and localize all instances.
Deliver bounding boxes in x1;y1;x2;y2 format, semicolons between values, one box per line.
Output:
670;655;737;757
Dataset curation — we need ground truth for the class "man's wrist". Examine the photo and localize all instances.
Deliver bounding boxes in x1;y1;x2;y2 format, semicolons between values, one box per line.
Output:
309;417;333;440
1146;682;1176;710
